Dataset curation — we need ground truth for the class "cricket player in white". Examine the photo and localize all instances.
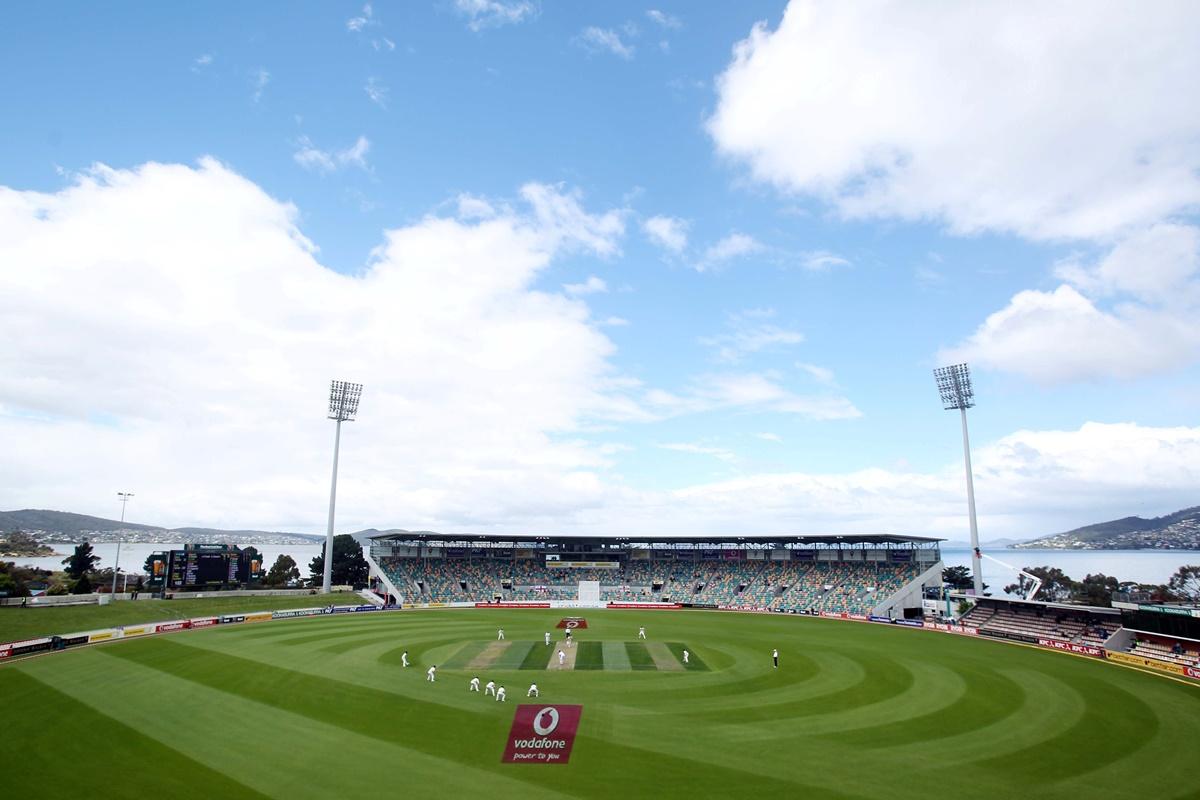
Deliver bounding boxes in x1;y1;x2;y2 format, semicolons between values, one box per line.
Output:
497;628;505;640
496;686;507;702
426;665;437;682
772;648;779;668
558;649;566;666
544;632;551;646
401;650;409;667
527;683;539;697
683;649;690;664
469;676;481;692
485;680;497;697
638;626;646;640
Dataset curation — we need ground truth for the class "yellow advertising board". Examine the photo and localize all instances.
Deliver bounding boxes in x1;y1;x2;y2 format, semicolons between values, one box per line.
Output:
88;631;115;643
122;626;150;637
1107;650;1189;677
245;612;272;623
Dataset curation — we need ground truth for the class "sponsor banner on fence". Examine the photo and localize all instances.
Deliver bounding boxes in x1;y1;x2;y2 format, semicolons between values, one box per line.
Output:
0;643;10;659
245;612;273;623
895;619;924;628
122;625;151;637
1036;637;1105;658
2;637;52;657
190;616;219;628
1107;650;1200;680
154;620;190;633
605;602;681;610
475;602;551;609
501;705;583;765
978;629;1038;644
820;611;849;619
849;613;869;621
219;615;246;625
271;607;326;620
550;600;606;610
88;630;118;642
868;615;894;624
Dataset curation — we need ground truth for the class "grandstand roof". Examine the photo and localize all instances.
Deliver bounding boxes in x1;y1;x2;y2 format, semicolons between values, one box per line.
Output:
949;593;1122;617
365;530;942;547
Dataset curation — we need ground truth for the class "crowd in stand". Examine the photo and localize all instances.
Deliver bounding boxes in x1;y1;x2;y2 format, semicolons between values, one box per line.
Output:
377;556;924;615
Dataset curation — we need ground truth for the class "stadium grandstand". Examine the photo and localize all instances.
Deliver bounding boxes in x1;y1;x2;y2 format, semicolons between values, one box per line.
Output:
366;532;943;618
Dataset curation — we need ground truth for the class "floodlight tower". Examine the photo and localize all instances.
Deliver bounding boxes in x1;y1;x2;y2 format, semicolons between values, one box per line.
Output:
933;363;984;597
112;491;134;596
323;380;362;594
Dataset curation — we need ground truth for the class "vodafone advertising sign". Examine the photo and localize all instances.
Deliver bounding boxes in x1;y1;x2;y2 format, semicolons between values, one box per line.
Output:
502;704;583;765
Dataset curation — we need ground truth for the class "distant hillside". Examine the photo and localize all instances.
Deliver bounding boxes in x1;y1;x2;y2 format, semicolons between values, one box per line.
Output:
1012;506;1200;550
0;509;324;545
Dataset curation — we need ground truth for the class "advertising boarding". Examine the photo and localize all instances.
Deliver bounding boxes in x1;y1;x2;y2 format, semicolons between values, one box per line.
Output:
501;705;583;764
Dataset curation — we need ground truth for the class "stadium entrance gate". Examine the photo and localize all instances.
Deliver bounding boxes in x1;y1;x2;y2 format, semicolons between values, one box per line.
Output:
579;580;600;604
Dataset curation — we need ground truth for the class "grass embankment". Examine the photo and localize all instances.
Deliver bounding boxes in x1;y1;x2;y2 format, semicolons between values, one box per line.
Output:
0;592;358;642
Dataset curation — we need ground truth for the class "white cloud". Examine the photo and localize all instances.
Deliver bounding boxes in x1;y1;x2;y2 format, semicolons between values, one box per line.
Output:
708;1;1200;242
754;432;782;443
700;310;805;363
293;136;372;174
642;215;688;253
191;54;213;73
564;276;607;296
365;77;388;109
649;372;860;421
696;232;763;271
795;362;835;386
581;423;1200;539
799;250;849;271
251;68;270;103
600;316;629;327
456;0;536;32
0;160;631;531
941;283;1200;384
946;224;1200;382
659;442;738;463
646;10;681;29
576;27;635;60
456;194;497;220
346;4;372;32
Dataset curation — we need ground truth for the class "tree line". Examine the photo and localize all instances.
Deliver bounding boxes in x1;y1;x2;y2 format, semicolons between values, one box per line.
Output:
942;564;1200;606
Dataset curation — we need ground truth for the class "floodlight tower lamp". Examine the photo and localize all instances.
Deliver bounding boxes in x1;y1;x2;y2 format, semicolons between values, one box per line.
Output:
324;380;363;594
933;363;984;597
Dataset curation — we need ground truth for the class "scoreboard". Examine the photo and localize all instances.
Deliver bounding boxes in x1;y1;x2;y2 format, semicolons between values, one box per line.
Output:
166;545;244;589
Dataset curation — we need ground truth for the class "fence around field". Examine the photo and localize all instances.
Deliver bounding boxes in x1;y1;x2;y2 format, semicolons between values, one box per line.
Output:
2;599;1198;685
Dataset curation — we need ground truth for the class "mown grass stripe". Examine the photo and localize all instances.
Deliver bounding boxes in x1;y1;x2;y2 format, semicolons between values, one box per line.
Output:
833;665;1023;747
575;641;604;670
625;641;656;670
0;668;270;799
492;640;535;669
442;640;489;669
976;673;1160;780
666;642;709;671
602;640;631;670
520;642;553;669
101;638;835;799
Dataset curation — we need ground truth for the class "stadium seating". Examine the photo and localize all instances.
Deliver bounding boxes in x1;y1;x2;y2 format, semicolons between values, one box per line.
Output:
959;601;1122;647
1127;633;1200;667
378;556;923;615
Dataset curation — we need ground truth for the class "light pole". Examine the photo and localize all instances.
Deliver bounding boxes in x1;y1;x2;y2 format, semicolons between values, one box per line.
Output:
933;363;984;597
324;380;362;594
113;491;134;596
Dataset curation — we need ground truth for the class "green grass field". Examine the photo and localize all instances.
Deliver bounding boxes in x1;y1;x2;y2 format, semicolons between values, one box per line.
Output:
0;593;359;642
3;608;1198;799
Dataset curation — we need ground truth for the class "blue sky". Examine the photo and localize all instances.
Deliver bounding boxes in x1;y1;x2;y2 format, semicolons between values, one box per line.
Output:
1;2;1198;539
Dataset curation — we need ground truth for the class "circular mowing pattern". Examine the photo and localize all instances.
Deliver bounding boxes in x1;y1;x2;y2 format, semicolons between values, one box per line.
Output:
2;609;1196;800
